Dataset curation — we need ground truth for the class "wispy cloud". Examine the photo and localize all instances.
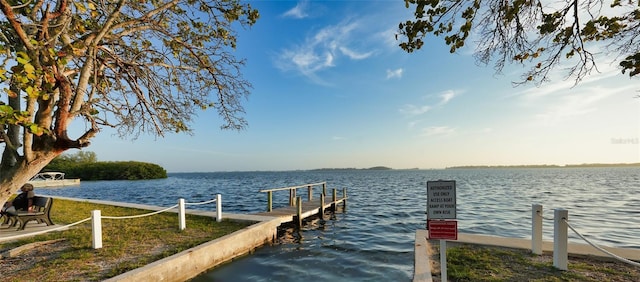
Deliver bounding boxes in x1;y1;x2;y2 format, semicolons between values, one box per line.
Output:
400;104;432;116
339;46;373;60
438;90;457;105
332;136;345;141
282;0;309;19
275;20;375;84
422;126;456;136
533;84;635;124
386;68;403;79
400;89;462;116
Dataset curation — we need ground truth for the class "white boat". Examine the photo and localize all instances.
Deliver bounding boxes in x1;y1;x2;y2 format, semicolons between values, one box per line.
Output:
28;172;81;188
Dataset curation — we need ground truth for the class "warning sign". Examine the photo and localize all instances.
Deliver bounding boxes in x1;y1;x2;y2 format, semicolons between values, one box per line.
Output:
427;180;456;219
428;220;458;240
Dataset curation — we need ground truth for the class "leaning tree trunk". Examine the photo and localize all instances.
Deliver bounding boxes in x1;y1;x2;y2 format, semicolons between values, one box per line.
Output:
0;152;58;207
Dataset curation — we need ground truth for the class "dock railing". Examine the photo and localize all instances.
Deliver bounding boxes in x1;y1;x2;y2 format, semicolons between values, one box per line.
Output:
259;182;327;212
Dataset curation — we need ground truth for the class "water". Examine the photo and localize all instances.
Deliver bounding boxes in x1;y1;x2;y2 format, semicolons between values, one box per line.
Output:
38;168;640;281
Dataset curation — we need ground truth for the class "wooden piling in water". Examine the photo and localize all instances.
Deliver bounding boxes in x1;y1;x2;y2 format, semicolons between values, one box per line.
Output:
296;197;302;228
343;188;347;211
332;188;337;211
319;193;325;220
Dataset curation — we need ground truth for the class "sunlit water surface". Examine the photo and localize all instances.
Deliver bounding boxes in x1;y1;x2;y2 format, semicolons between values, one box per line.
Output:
39;168;640;281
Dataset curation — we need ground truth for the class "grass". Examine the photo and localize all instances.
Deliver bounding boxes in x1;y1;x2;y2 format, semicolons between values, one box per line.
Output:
436;244;640;282
0;199;252;281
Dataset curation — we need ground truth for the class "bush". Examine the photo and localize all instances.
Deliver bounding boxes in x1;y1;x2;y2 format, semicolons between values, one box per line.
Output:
45;161;167;180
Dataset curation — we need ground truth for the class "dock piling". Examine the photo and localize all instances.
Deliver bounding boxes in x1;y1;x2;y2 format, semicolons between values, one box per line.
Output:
319;193;325;220
332;189;337;211
296;197;303;227
343;188;347;211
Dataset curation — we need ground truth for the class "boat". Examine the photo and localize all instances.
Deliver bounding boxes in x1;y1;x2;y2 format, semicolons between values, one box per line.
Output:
27;172;80;188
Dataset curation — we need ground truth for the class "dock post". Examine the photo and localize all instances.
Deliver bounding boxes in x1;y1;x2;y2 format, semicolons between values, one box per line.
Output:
322;182;327;196
289;189;294;206
319;193;325;220
532;204;543;255
296;196;303;228
91;210;102;249
308;185;313;201
179;198;186;230
267;191;273;212
216;194;222;222
553;209;568;271
332;188;337;211
342;188;347;211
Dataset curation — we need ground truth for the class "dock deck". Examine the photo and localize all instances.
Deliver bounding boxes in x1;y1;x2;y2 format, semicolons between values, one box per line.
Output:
253;198;345;225
253;182;347;227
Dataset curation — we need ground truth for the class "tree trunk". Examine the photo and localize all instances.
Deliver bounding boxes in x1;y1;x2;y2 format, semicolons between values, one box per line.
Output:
0;153;58;207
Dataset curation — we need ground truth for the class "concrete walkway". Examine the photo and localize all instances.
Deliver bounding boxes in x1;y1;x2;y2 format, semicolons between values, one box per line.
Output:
413;230;640;282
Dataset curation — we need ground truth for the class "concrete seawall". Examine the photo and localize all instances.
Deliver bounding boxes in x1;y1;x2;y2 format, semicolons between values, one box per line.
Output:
104;217;280;282
38;196;283;282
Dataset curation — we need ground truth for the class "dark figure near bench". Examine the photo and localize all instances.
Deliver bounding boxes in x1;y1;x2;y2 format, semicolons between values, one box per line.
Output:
1;184;55;230
2;183;35;215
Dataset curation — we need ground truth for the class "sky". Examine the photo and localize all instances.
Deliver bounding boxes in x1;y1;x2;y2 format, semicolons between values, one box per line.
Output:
80;0;639;172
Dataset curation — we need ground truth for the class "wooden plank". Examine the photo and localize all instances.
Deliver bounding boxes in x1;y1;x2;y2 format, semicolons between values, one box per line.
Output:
251;197;346;224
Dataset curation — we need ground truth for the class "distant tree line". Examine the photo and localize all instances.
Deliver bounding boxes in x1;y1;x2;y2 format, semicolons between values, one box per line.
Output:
447;163;640;169
44;152;167;180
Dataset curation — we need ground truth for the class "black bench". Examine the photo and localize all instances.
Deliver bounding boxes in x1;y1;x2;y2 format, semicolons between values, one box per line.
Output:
5;196;55;230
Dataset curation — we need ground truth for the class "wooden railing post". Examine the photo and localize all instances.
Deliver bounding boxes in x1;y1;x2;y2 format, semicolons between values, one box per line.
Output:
267;191;273;212
332;188;337;211
289;189;293;206
343;188;347;211
322;183;327;196
296;196;302;228
319;193;325;220
307;185;313;201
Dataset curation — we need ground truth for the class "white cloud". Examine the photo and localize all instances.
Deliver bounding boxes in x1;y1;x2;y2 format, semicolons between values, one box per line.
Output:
275;20;376;84
339;46;373;60
422;126;456;136
400;104;432;116
400;89;462;116
386;68;403;79
282;1;309;19
438;90;457;105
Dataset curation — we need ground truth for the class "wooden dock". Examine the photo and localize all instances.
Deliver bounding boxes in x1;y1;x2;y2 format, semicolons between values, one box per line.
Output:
252;182;347;227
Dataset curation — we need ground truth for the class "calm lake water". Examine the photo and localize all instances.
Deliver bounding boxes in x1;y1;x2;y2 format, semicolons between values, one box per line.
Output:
38;168;640;281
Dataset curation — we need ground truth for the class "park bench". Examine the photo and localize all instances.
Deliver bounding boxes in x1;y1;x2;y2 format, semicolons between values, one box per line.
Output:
4;196;55;230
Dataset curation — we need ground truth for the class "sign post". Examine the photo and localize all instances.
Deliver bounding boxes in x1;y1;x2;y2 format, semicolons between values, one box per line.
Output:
427;180;457;282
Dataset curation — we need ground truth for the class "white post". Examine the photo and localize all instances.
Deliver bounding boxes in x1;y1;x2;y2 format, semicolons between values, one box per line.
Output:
179;198;186;231
440;240;448;282
553;209;568;270
216;194;222;222
91;210;102;249
532;204;543;255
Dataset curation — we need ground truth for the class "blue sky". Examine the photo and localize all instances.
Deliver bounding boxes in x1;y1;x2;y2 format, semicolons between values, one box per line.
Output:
82;1;639;172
